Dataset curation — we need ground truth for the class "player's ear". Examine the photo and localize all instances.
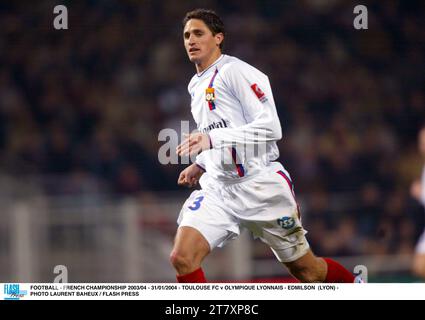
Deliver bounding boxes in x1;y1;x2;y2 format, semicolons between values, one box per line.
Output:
215;33;224;47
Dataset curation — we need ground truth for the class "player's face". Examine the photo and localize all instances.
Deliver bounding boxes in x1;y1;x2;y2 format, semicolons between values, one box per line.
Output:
183;19;222;65
419;128;425;158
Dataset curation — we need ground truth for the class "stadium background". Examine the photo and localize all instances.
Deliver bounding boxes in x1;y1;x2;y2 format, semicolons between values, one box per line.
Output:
0;0;424;282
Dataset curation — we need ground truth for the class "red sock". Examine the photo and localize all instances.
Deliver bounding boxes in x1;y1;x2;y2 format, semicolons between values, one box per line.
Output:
323;258;355;283
176;267;207;283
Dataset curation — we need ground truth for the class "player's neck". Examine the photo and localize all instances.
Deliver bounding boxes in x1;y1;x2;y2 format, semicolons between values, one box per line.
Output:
196;51;222;74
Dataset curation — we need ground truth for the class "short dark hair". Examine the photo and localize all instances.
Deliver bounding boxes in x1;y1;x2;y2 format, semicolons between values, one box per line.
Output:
182;9;225;50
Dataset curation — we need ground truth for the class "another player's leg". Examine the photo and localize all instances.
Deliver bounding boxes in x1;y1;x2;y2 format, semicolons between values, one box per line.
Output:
170;226;210;282
283;250;355;283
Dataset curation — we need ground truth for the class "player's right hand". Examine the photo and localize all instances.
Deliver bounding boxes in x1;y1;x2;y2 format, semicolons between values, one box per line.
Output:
178;163;204;188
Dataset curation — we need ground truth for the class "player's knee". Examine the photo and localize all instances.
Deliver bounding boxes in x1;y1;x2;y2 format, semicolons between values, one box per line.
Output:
169;251;195;274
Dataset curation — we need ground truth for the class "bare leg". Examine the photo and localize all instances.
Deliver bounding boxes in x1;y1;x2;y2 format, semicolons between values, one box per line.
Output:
284;249;327;283
170;226;210;275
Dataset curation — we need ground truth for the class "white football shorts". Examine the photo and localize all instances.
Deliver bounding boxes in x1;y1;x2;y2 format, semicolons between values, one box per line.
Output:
177;162;310;263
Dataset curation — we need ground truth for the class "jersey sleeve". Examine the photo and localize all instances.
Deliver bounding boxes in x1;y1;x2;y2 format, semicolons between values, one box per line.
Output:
208;62;282;149
195;151;207;171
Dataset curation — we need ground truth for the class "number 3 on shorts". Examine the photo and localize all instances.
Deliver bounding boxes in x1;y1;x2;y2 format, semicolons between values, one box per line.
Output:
188;196;204;211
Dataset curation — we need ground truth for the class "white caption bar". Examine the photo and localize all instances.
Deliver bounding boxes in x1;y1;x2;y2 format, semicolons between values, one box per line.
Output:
1;283;425;300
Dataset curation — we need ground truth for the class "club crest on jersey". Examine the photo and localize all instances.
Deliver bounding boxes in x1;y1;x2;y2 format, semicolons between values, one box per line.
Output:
205;87;215;102
205;87;216;110
250;83;267;103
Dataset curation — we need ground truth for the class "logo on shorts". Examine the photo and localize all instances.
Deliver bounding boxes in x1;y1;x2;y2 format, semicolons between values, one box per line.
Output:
277;217;295;229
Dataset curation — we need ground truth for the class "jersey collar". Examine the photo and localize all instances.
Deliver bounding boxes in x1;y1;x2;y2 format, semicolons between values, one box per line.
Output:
196;54;225;77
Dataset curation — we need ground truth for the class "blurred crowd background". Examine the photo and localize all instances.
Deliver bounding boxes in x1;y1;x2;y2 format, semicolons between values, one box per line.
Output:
1;0;425;281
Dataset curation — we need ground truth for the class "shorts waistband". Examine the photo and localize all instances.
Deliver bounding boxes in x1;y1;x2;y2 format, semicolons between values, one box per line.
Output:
201;162;285;187
205;167;267;186
215;173;259;185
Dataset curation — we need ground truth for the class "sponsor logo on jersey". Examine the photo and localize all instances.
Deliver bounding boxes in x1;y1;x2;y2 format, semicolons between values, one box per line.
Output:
200;118;229;133
250;83;267;103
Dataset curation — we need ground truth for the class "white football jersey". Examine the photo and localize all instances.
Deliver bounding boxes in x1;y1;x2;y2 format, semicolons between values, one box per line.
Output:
188;54;283;182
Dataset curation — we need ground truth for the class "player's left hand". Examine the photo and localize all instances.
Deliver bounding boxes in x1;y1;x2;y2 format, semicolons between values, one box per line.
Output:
176;133;211;157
